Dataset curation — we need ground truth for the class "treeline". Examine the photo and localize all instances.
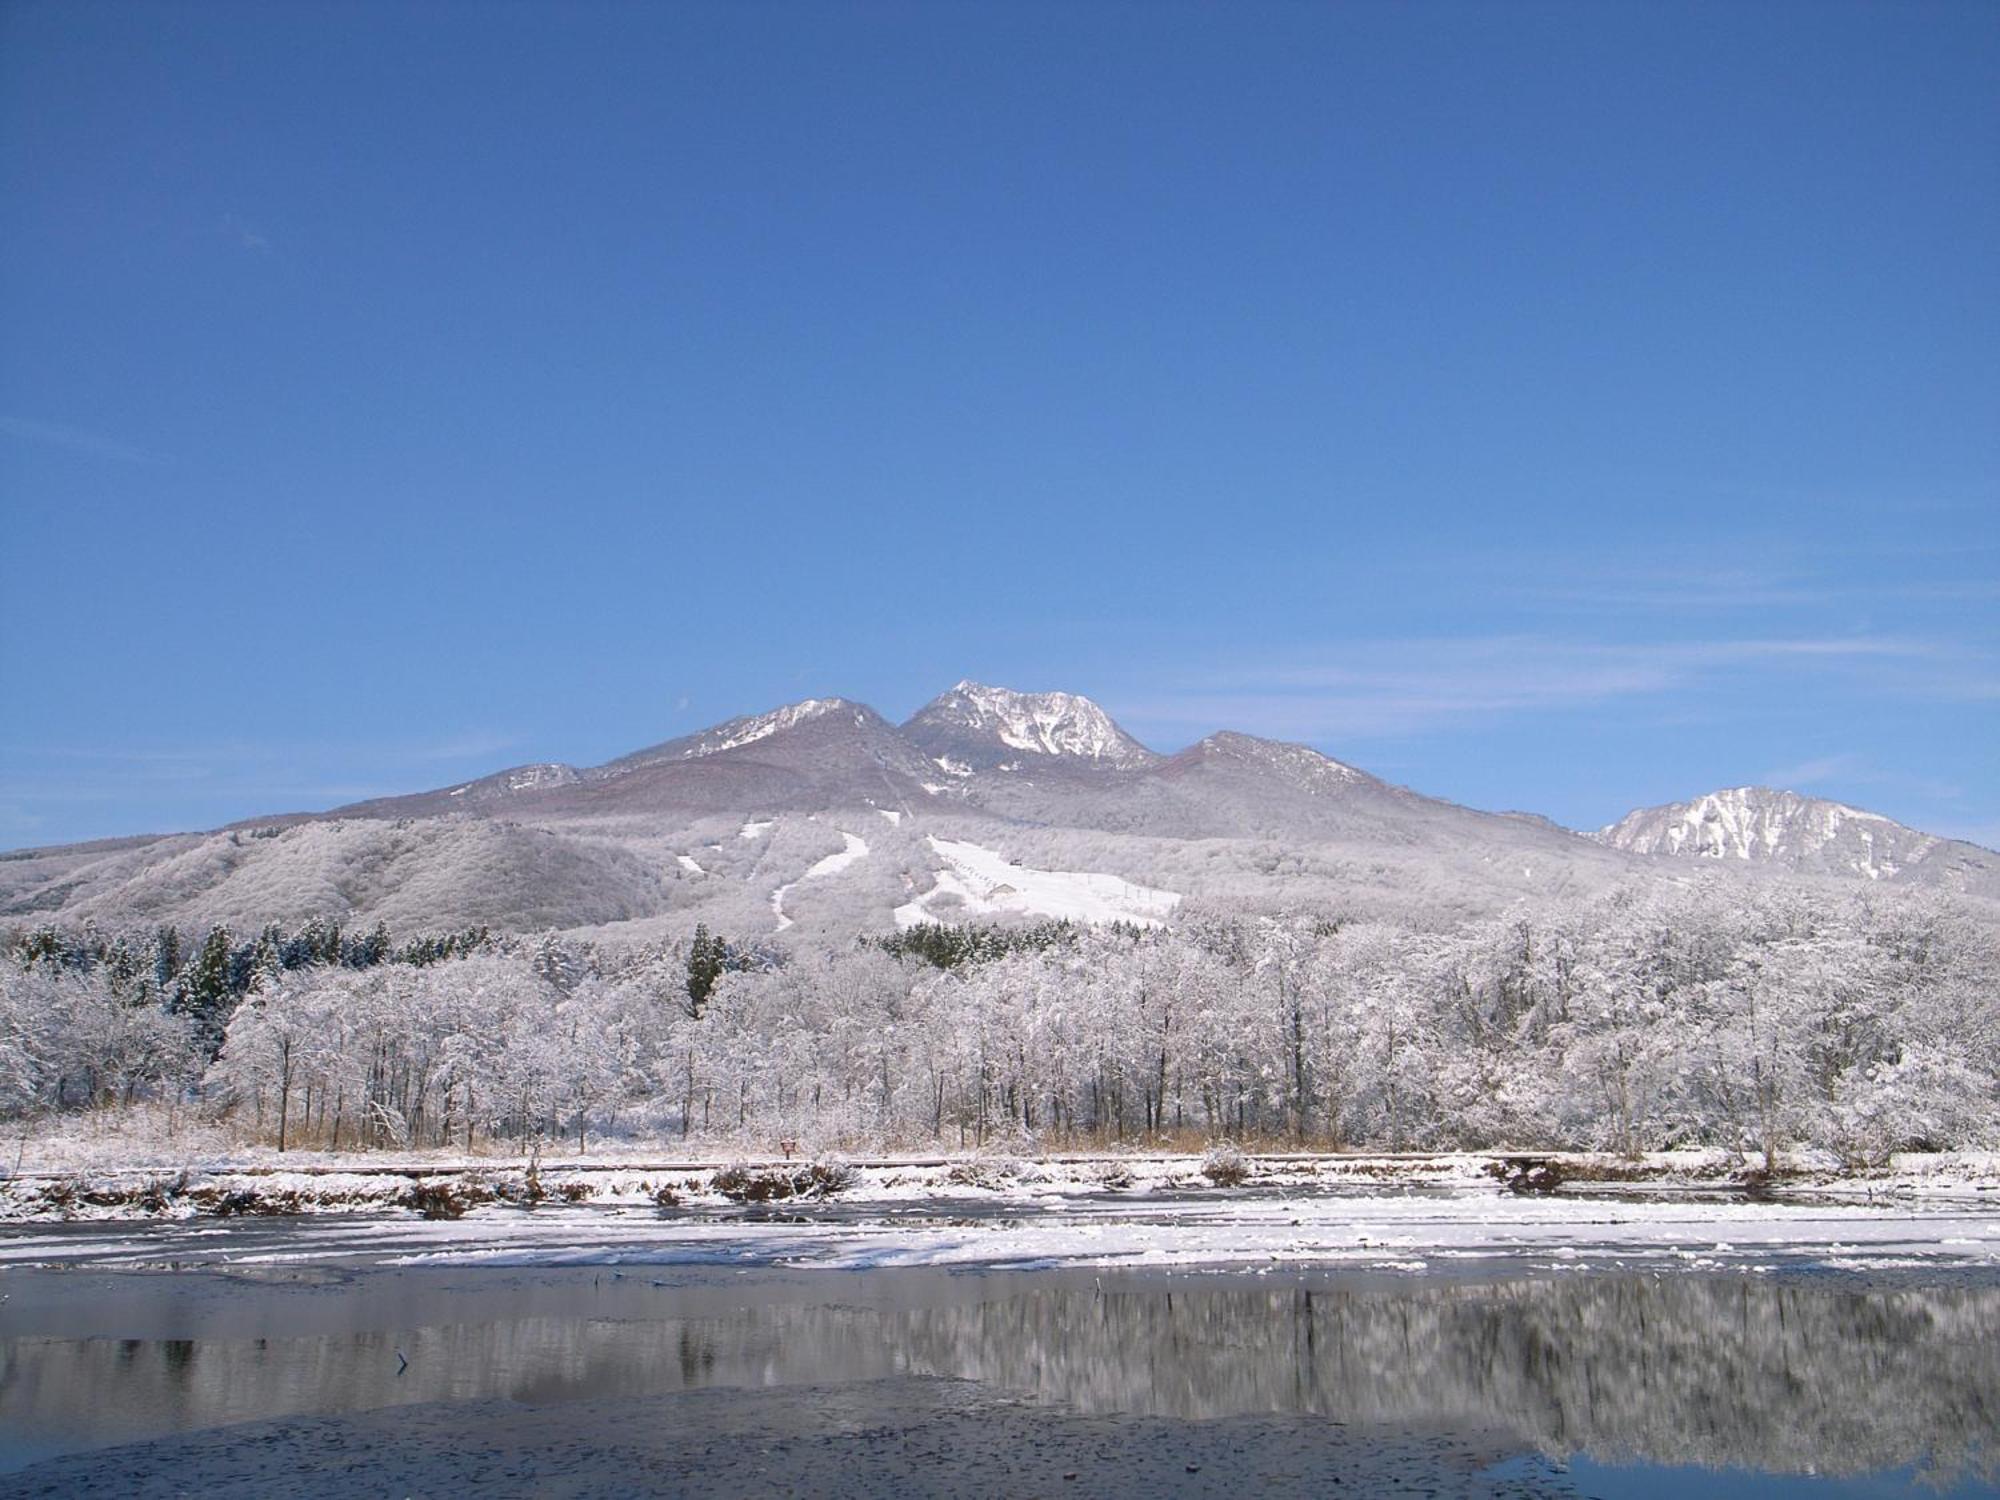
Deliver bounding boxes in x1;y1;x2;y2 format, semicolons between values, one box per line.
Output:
2;885;1996;1162
7;917;493;1063
0;915;730;1135
864;918;1090;970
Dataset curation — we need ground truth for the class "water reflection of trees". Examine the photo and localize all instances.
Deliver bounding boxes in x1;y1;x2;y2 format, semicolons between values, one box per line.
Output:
889;1279;1999;1479
4;1278;1993;1480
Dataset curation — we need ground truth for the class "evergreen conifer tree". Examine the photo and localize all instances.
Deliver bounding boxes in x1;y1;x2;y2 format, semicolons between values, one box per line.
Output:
103;935;149;1005
250;924;285;989
685;925;727;1018
175;925;237;1059
153;925;182;990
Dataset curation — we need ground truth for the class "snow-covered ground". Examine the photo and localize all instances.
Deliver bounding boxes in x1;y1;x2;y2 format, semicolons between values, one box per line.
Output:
804;830;870;879
7;1136;1998;1196
770;830;870;930
2;1177;1995;1279
4;1151;1996;1279
894;837;1181;927
393;1192;2000;1277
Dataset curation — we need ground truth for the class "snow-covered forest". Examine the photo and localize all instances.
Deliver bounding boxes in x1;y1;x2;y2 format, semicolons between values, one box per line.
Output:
4;883;1996;1163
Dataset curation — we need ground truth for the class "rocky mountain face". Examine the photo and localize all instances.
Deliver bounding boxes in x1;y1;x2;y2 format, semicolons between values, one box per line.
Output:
1596;786;1996;887
901;682;1160;772
4;686;1993;938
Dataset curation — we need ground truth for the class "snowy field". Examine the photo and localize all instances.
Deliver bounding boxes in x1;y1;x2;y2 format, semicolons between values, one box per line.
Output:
4;1165;1997;1279
6;1141;1996;1204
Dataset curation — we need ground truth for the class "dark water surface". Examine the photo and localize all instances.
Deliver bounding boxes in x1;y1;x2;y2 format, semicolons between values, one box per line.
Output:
2;1251;1996;1496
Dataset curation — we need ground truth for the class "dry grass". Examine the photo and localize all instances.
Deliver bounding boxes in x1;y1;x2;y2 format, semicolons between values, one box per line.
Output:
401;1177;495;1219
1200;1143;1251;1186
711;1159;857;1203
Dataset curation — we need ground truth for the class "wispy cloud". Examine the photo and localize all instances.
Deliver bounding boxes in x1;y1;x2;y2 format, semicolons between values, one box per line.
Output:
1494;550;2000;615
1760;752;1870;788
0;731;522;820
0;725;534;848
0;801;45;837
1758;752;1963;802
1515;567;1842;612
0;415;168;465
220;213;271;253
3;731;519;766
1120;635;1951;742
406;732;522;763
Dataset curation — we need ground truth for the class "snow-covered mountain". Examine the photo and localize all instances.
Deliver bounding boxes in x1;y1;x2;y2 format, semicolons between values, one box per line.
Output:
328;699;936;823
596;697;866;772
1597;786;1997;889
1189;731;1369;789
901;682;1158;772
6;686;1995;938
441;762;583;804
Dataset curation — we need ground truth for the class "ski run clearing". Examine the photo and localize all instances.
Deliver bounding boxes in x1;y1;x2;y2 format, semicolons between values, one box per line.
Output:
895;837;1180;929
771;831;871;932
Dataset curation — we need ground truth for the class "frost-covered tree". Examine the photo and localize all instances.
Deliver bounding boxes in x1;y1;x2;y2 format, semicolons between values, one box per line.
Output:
11;882;2000;1157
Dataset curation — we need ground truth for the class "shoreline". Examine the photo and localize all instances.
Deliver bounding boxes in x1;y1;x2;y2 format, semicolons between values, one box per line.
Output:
5;1146;1996;1225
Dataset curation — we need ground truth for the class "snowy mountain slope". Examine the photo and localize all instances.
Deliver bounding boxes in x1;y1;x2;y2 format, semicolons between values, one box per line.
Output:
952;728;1624;889
546;702;939;819
0;833;177;917
7;683;1995;936
593;698;863;774
283;762;583;823
769;830;871;932
901;682;1159;772
328;699;939;824
445;762;582;803
893;835;1180;928
37;819;666;933
1597;787;2000;894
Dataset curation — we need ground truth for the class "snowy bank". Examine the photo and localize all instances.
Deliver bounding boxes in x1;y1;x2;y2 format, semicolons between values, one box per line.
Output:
3;1150;1996;1276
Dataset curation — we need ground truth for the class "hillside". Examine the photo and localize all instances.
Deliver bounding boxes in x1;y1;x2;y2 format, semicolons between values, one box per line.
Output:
4;685;1993;940
1597;786;1999;890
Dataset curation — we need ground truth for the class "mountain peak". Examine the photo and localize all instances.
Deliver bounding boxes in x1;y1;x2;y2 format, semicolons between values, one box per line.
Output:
1174;731;1382;797
903;683;1157;770
674;697;863;760
1596;785;1929;879
594;697;883;776
1192;731;1368;782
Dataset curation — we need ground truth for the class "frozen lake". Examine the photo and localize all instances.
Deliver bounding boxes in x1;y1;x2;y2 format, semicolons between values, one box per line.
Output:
2;1187;1996;1496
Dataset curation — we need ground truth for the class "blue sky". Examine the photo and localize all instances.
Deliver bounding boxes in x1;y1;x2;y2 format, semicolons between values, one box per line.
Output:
2;0;1995;850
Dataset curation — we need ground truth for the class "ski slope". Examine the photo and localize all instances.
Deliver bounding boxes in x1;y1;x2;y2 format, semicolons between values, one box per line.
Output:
771;831;871;932
894;836;1179;929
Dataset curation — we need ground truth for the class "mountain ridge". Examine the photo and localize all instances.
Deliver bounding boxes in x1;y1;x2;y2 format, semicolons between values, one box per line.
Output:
1594;784;1993;885
901;682;1159;772
4;684;1994;937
